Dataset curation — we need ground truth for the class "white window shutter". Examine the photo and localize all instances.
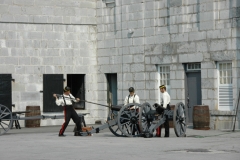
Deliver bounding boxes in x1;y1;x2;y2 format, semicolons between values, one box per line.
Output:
219;85;233;110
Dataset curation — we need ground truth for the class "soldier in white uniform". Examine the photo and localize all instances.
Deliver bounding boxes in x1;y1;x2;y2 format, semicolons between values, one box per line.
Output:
154;85;171;137
124;87;140;107
124;87;140;135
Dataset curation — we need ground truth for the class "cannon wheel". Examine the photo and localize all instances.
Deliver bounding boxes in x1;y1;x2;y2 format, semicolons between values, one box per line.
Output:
107;104;126;137
0;104;13;136
117;103;142;137
138;102;154;133
173;102;187;137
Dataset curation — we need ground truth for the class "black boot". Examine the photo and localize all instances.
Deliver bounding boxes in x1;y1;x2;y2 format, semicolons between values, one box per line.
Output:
59;134;66;137
74;130;83;136
164;115;169;137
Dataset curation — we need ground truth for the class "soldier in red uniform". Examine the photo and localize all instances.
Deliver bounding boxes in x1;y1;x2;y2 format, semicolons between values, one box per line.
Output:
53;86;82;137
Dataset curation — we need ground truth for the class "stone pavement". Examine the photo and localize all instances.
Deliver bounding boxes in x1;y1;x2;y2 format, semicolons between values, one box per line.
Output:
1;125;240;160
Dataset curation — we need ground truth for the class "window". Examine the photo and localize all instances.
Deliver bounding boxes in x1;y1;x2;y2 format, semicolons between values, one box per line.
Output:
159;66;170;86
67;74;85;109
106;73;118;106
187;63;201;71
0;74;12;111
218;62;233;111
105;0;115;7
158;66;170;103
43;74;64;112
219;63;232;84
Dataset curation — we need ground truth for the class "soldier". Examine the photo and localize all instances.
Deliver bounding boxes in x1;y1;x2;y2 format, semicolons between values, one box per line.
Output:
53;86;82;137
124;87;140;107
124;87;140;135
154;85;171;137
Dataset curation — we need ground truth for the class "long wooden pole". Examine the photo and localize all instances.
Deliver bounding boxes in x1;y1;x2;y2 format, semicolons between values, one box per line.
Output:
233;89;240;132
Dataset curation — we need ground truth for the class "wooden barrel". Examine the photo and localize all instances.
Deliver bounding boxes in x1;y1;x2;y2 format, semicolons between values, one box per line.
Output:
193;105;210;130
25;106;41;128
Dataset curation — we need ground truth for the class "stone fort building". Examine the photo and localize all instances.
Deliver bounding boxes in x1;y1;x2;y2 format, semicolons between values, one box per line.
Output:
0;0;239;130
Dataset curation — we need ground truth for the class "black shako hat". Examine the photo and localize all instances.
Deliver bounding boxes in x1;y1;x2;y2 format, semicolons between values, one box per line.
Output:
128;87;134;92
64;86;71;92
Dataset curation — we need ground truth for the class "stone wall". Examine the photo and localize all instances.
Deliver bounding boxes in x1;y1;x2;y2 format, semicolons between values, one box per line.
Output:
96;0;240;129
0;0;96;24
0;0;239;129
211;110;240;130
0;0;98;126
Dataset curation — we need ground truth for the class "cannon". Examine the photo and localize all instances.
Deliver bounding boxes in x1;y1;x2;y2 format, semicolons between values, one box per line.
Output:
138;102;187;137
0;104;87;136
79;101;187;137
0;101;187;137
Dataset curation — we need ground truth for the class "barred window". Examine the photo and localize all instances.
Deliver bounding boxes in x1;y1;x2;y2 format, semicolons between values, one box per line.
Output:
159;66;170;85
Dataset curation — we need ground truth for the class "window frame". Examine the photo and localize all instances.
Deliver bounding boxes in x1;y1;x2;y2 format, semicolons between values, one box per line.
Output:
67;74;86;110
0;74;12;111
187;63;201;71
43;74;64;112
217;61;233;111
158;65;171;104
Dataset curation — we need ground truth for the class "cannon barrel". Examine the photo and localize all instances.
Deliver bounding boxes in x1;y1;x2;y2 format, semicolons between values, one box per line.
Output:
110;105;123;111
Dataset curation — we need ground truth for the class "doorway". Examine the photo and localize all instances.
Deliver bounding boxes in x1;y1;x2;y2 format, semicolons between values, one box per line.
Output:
185;63;202;123
0;74;12;111
106;74;118;106
67;74;85;109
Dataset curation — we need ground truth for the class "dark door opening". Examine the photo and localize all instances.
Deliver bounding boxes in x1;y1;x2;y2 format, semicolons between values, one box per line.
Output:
106;74;118;106
43;74;64;112
185;71;202;123
0;74;12;111
67;74;85;109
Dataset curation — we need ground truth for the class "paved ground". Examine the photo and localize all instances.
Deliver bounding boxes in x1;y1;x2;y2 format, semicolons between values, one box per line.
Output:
1;125;240;160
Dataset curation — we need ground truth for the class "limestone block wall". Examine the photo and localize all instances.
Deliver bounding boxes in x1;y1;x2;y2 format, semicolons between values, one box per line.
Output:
211;110;240;130
0;0;98;126
0;0;96;24
96;0;240;129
